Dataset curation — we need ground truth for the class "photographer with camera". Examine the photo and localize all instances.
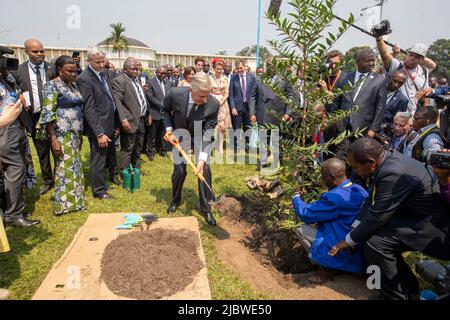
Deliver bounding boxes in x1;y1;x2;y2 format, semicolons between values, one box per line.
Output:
318;50;347;96
0;47;40;228
405;105;446;162
376;35;436;115
386;112;417;153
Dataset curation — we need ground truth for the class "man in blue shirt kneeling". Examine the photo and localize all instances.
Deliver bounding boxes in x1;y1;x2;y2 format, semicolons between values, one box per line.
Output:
292;158;368;283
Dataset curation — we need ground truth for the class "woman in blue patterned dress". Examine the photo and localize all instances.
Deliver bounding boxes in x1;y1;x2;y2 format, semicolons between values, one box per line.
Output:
37;55;86;215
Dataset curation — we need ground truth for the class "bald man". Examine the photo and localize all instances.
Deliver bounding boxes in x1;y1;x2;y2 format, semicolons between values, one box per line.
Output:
14;39;56;196
292;159;368;283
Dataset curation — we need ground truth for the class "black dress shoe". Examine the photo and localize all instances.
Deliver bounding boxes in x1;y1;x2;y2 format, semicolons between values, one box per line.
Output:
146;153;155;161
5;218;41;228
39;184;54;195
93;193;113;200
167;204;178;214
159;151;167;157
203;212;217;226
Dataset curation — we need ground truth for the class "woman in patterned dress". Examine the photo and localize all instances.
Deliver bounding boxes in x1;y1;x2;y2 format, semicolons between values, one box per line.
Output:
177;66;197;87
210;60;232;154
37;55;86;215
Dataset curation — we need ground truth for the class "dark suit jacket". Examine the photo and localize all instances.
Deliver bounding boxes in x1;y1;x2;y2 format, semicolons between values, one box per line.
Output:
351;151;450;259
384;90;409;124
161;87;219;155
248;78;266;124
145;77;171;121
112;73;149;134
229;73;256;112
76;67;118;138
249;75;294;126
332;71;387;133
13;61;54;133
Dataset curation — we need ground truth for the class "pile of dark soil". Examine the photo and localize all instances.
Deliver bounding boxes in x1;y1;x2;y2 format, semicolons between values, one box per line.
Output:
101;229;203;300
230;193;313;274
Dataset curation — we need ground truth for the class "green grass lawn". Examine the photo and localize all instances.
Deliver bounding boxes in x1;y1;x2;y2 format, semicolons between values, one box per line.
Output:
0;139;270;300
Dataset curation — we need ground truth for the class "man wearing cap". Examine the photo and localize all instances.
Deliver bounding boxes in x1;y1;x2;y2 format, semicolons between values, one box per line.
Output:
376;38;436;114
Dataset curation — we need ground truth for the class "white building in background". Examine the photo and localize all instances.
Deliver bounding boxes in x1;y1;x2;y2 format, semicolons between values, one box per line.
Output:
3;36;257;71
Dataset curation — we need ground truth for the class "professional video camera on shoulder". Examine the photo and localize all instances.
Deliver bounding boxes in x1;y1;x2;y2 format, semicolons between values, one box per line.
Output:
0;46;19;72
427;151;450;169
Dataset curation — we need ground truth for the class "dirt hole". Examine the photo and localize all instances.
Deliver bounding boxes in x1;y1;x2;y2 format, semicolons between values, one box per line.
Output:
215;193;314;275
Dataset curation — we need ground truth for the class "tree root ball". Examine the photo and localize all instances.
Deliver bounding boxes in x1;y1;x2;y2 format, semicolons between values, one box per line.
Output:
213;197;243;219
101;229;204;300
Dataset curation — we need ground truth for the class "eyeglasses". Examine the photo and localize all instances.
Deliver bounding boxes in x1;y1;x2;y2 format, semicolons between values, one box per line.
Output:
30;50;45;54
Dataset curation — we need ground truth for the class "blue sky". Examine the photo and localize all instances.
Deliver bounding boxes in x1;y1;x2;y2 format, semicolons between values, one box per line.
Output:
1;0;448;55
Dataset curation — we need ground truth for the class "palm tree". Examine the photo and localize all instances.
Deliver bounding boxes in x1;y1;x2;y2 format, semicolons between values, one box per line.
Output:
104;22;129;69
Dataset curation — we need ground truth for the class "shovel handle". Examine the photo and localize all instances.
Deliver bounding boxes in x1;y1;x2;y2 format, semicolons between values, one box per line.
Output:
167;136;207;182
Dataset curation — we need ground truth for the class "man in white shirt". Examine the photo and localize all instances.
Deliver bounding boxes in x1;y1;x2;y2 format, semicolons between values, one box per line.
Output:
14;39;55;196
376;38;436;114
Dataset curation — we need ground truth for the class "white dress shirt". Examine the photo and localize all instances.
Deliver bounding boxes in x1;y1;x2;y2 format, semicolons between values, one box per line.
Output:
28;61;46;113
353;71;369;102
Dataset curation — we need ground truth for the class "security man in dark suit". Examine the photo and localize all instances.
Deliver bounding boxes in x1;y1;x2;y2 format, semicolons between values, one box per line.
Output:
330;138;450;300
229;60;256;152
161;72;219;226
330;48;387;159
248;59;294;169
112;57;151;172
13;39;55;195
77;47;119;200
143;66;171;160
384;70;409;124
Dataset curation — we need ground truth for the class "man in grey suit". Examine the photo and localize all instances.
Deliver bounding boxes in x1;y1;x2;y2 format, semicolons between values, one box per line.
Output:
143;66;171;160
161;73;219;226
112;58;151;171
0;72;40;227
330;48;387;158
14;39;55;196
77;47;119;200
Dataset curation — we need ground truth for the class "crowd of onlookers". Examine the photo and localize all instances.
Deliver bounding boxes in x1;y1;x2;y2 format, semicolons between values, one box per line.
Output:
1;33;449;300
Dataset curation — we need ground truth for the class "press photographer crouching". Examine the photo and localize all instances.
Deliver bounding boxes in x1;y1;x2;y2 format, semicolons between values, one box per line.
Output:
405;105;446;162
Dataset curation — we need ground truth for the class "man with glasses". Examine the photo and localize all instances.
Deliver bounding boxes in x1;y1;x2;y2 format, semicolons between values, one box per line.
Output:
14;39;55;196
389;112;417;153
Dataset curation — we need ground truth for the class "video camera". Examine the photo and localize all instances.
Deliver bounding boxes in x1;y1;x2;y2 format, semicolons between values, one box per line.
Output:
427;151;450;169
0;46;19;71
371;20;392;38
416;260;450;300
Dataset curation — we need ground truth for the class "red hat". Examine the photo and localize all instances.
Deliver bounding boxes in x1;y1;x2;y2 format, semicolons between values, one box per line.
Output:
211;58;225;66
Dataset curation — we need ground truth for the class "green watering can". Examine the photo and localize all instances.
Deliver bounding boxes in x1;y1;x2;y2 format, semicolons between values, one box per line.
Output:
122;165;141;192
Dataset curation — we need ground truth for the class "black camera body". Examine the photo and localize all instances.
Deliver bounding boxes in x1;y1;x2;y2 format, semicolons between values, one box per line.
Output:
0;46;19;71
371;20;392;38
427;151;450;169
416;260;450;299
435;95;450;110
